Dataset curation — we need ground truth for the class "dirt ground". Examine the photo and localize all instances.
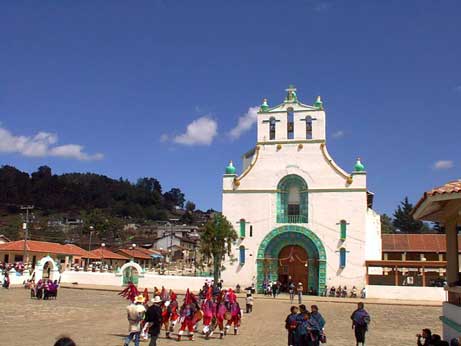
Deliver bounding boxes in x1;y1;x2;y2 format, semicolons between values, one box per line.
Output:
0;288;442;346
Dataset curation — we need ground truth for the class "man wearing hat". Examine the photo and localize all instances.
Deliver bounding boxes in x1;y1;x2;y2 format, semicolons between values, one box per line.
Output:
145;295;163;346
124;294;146;346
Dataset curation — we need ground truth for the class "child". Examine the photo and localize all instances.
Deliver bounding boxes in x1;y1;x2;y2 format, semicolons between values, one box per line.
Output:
246;294;254;313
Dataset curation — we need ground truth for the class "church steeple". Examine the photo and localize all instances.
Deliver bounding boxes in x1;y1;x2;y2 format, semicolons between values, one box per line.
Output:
285;84;298;103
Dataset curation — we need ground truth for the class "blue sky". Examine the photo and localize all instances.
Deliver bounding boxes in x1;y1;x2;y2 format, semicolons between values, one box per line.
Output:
1;0;460;215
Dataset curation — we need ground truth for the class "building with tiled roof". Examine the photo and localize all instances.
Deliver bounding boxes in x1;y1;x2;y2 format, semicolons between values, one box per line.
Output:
412;179;461;341
0;240;97;271
89;247;129;268
116;248;152;268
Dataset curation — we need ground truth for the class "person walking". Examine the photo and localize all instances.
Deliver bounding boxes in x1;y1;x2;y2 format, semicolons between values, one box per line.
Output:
288;282;295;304
351;302;370;346
144;296;163;346
297;282;303;304
272;281;278;298
246;293;254;313
124;295;146;346
285;306;299;346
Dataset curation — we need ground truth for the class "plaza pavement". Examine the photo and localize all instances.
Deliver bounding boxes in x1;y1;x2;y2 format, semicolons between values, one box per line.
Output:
0;287;442;346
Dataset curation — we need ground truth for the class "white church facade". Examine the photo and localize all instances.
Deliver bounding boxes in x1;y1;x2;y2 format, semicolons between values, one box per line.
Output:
221;86;381;294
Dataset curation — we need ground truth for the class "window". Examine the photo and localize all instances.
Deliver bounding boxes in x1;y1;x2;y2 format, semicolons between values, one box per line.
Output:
287;109;294;139
249;225;253;237
340;220;347;241
239;246;246;265
269;117;276;140
305;116;313;139
239;219;246;238
339;248;346;268
277;174;308;223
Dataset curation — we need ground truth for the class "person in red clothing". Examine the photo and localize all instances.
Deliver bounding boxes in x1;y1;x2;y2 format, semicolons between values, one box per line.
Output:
225;290;242;335
168;290;179;334
215;291;228;339
177;289;197;341
201;287;216;338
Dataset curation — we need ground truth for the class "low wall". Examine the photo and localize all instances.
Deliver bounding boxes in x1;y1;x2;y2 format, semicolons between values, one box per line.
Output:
60;271;211;291
366;285;445;301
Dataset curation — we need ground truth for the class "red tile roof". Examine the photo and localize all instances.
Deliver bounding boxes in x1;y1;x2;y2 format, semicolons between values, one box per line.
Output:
116;248;152;260
136;248;161;256
382;234;461;252
89;247;129;260
63;244;100;259
0;240;89;256
413;180;461;212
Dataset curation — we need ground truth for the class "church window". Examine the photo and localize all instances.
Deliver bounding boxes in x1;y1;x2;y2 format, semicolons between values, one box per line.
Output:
249;225;253;237
340;220;347;241
339;248;346;268
287;109;294;139
239;219;246;238
269;117;276;140
277;175;308;223
239;246;246;265
305;116;313;139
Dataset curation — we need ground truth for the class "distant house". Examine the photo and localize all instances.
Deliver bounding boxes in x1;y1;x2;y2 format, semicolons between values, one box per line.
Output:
89;247;129;268
382;234;461;263
116;248;152;268
0;239;96;270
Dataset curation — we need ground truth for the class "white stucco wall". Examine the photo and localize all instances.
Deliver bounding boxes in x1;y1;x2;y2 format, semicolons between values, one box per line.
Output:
366;285;445;301
60;271;211;291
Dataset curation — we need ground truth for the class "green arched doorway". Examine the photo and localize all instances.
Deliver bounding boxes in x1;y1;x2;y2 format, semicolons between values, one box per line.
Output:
256;225;326;295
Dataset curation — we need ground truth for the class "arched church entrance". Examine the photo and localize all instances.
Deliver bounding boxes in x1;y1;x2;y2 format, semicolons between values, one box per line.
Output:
257;226;326;295
278;245;308;293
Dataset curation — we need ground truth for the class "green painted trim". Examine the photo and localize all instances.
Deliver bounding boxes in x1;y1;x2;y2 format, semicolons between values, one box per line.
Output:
258;106;319;114
223;188;367;194
223;174;237;177
257;139;325;145
440;316;461;333
351;171;367;175
256;225;327;295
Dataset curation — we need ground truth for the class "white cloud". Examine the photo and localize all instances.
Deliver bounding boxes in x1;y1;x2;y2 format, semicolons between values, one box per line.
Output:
173;116;218;146
0;125;103;161
228;106;259;140
159;134;169;143
433;160;454;170
332;130;344;139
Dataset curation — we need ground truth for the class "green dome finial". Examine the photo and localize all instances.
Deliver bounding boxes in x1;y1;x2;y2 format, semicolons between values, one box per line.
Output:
314;95;323;109
354;157;365;172
225;160;236;175
260;98;269;112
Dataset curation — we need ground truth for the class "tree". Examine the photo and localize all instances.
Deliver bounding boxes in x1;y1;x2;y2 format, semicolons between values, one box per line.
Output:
392;197;425;233
433;222;445;234
164;188;185;209
199;213;238;283
180;201;196;224
380;214;396;234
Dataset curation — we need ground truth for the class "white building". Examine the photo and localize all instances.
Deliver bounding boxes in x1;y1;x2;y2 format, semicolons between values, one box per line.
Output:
221;86;381;294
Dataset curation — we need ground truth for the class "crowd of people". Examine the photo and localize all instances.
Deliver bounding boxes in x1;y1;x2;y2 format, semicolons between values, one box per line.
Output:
119;280;249;346
285;302;371;346
26;279;60;300
416;328;460;346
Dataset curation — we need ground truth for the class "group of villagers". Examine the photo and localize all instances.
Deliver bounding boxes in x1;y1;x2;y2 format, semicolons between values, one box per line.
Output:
119;282;242;345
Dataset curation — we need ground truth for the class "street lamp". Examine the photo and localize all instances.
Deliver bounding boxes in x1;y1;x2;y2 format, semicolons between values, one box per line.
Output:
101;243;105;271
88;226;94;251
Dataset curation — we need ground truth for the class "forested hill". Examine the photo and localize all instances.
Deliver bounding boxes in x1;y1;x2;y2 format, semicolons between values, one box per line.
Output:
0;165;188;220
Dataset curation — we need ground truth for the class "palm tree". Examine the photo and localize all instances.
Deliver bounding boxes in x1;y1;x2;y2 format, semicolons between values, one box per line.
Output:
199;213;237;283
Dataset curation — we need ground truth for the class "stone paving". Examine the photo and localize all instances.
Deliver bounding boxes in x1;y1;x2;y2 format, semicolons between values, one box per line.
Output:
0;288;442;346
